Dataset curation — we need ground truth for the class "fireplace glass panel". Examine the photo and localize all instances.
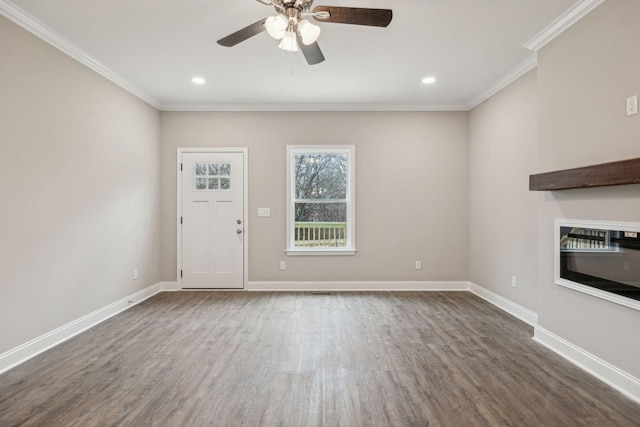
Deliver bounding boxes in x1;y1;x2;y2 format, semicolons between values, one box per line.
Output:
559;225;640;302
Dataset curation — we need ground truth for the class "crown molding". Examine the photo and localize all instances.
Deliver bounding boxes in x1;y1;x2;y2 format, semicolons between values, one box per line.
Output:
160;103;469;112
466;54;538;110
464;0;604;110
0;0;161;109
525;0;606;52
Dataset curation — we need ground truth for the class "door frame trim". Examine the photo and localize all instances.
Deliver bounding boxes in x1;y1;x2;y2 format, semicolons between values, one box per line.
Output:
177;148;249;290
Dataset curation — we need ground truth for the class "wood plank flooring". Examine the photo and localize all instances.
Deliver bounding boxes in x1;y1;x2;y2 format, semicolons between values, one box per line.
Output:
0;292;639;426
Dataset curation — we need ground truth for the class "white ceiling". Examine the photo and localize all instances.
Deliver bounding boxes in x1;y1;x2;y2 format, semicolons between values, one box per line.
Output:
2;0;599;111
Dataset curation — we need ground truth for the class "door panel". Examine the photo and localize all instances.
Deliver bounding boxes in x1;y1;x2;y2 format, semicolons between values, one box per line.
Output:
181;152;244;289
216;201;234;273
192;201;210;273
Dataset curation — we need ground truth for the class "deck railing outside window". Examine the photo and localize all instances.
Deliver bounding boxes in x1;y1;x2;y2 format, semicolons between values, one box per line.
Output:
294;222;346;247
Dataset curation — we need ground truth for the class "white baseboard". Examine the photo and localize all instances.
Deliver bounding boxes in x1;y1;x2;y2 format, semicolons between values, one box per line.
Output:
247;280;470;292
161;281;179;291
0;282;165;375
468;282;538;327
534;326;640;404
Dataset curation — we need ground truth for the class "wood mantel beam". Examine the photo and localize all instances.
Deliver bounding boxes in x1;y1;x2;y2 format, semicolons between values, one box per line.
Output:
529;157;640;191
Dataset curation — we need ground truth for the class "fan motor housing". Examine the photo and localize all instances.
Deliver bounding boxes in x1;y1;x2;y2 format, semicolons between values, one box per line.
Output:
280;0;314;13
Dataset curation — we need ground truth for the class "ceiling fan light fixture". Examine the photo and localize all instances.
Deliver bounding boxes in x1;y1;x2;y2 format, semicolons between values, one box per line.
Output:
217;3;393;65
298;19;321;45
278;29;299;51
266;14;288;39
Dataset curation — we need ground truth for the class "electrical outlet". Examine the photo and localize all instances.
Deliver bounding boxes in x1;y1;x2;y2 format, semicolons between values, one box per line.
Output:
133;269;138;280
627;95;638;116
280;261;286;270
511;276;517;288
415;261;422;270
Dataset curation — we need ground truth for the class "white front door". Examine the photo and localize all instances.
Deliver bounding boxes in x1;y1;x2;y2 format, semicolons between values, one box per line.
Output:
181;151;245;289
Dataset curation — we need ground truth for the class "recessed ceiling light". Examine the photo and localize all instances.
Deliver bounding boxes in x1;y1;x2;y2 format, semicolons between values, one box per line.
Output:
192;77;206;85
422;76;437;85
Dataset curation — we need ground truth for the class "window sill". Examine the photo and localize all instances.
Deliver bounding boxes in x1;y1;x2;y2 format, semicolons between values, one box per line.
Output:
285;248;357;256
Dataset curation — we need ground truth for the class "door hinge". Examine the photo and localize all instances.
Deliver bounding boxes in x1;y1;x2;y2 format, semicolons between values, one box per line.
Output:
180;163;183;171
180;270;183;278
180;217;183;225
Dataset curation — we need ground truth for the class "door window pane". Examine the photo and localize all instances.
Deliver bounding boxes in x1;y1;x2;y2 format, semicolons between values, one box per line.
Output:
194;162;231;191
195;177;207;190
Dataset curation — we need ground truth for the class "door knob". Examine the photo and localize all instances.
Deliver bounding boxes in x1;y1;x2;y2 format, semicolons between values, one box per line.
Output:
236;229;242;234
237;219;242;224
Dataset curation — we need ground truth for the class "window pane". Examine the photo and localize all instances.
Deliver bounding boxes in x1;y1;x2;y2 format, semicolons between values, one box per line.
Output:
295;202;346;222
294;154;347;200
294;203;347;248
195;163;207;176
220;178;230;190
195;177;207;190
219;163;231;176
207;163;218;176
208;178;219;190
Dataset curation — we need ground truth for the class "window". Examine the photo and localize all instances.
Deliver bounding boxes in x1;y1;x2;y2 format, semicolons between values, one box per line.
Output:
194;162;231;191
286;145;356;255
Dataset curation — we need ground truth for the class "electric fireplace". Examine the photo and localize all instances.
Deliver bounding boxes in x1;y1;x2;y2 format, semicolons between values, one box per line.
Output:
555;219;640;311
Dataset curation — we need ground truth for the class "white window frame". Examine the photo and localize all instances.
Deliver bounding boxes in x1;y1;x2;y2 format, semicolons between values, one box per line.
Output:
286;145;356;256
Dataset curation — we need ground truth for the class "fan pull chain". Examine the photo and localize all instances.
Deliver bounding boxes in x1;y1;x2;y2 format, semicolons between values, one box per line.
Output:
280;50;295;76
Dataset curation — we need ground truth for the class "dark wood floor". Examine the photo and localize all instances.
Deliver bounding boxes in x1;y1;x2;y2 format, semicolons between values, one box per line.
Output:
0;292;639;426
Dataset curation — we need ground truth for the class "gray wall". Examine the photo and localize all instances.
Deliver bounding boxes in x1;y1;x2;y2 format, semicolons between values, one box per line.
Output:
0;16;162;354
535;0;640;378
469;70;539;312
160;111;470;282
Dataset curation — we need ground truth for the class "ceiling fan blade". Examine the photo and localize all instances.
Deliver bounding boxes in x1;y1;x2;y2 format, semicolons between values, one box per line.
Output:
217;18;268;47
298;37;325;65
312;6;392;27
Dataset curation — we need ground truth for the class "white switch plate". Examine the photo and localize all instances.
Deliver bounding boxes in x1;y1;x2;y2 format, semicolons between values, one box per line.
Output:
280;261;286;270
511;276;517;288
627;95;638;116
258;208;271;217
133;269;138;280
415;261;422;270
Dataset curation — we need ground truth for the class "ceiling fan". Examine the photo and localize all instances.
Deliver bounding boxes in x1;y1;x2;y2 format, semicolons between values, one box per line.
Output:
217;0;393;65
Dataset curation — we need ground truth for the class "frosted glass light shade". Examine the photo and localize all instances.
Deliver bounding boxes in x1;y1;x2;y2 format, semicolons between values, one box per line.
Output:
266;14;287;40
298;19;321;45
278;30;298;51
